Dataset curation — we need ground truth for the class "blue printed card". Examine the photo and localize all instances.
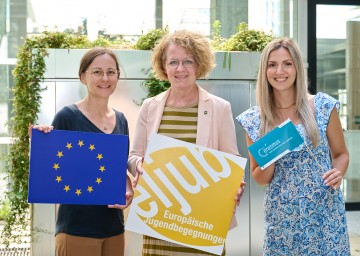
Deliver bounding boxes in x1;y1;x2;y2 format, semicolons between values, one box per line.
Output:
248;119;304;169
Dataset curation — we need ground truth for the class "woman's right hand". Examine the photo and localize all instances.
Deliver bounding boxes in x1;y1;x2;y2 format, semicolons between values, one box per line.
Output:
28;124;54;138
132;157;144;187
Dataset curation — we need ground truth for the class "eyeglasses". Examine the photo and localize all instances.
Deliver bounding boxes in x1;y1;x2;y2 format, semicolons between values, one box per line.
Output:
86;68;118;78
166;59;195;69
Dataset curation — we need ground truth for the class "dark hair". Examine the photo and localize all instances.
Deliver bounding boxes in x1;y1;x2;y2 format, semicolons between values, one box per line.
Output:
78;47;120;79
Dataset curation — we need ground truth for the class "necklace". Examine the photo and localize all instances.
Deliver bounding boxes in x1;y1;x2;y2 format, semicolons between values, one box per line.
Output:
101;111;113;131
84;100;112;131
103;116;110;130
275;102;295;109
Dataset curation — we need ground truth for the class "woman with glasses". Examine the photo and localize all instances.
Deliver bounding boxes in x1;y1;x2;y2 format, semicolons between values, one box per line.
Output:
29;47;133;256
127;30;246;256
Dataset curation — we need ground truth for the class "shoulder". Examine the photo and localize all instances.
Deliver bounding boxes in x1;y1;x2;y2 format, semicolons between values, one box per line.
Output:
142;90;168;106
209;93;230;105
52;104;79;129
199;86;230;106
236;106;260;125
114;109;128;124
315;92;340;112
54;104;79;118
113;109;129;134
113;109;126;119
236;106;261;140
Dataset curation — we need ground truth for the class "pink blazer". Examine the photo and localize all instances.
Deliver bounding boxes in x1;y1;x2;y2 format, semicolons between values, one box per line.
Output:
128;85;241;228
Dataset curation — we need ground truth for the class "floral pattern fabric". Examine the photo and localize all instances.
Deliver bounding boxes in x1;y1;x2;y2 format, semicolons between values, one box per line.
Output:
237;92;350;256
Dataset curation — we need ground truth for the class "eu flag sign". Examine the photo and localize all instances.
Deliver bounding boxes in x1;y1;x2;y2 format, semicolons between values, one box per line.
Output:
28;129;129;205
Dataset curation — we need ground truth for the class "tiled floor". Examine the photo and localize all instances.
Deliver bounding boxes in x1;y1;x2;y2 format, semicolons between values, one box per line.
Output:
1;212;360;255
124;211;360;255
125;212;360;255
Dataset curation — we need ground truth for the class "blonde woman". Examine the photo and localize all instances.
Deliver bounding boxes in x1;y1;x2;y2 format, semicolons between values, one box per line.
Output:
237;37;350;255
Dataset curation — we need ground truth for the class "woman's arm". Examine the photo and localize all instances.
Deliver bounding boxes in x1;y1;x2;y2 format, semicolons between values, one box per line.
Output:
323;108;349;190
218;102;246;205
245;134;275;185
127;100;150;179
218;101;240;156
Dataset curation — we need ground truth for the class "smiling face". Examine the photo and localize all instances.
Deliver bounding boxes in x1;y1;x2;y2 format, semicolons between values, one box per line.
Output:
80;53;118;98
266;47;297;93
164;43;197;90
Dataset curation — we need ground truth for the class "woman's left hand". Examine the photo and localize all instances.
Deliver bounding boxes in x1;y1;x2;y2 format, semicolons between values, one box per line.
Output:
108;174;134;209
108;191;134;210
235;181;246;206
323;168;343;190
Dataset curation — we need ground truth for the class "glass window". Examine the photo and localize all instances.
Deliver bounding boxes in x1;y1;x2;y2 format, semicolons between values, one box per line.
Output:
316;4;360;204
249;0;298;40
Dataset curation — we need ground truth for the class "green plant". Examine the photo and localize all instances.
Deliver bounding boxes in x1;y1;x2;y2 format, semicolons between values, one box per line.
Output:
134;27;169;50
138;68;170;105
211;21;274;71
219;22;274;51
210;20;226;51
1;34;48;247
0;200;10;221
134;27;170;102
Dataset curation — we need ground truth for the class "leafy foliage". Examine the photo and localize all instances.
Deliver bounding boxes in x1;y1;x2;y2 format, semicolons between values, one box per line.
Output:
216;22;274;52
1;34;48;247
210;20;226;51
134;27;169;50
138;69;171;105
135;27;170;103
0;199;10;221
210;21;274;71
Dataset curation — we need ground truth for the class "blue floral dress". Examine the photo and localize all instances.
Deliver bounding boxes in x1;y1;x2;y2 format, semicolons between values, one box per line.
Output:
237;92;350;256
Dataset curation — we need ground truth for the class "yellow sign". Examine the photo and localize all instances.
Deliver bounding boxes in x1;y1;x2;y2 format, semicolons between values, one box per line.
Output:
126;134;246;255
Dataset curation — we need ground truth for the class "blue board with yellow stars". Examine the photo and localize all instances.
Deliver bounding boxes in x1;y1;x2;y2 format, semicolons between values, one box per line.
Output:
28;129;129;205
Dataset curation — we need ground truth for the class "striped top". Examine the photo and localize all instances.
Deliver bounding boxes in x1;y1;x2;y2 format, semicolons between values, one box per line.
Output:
142;103;226;256
158;104;198;143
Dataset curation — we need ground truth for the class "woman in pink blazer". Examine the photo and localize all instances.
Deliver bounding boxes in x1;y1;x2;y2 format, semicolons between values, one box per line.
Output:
127;30;245;256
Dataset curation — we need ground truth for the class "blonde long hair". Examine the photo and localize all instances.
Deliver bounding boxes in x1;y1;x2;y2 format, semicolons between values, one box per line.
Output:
256;37;320;147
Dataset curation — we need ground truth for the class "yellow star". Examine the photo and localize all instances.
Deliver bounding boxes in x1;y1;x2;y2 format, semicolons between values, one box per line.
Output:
55;176;62;183
97;154;103;160
66;143;72;150
78;140;84;147
87;186;93;193
95;178;102;184
99;166;106;172
75;189;81;196
64;185;70;192
57;151;64;158
53;163;60;170
89;144;95;151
